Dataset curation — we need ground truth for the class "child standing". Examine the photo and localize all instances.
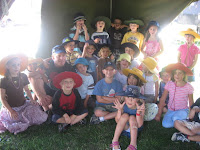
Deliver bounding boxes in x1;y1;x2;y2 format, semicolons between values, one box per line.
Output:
115;53;131;88
110;85;145;150
141;57;159;103
178;28;200;82
155;63;194;128
82;40;98;83
121;18;144;51
90;62;123;124
74;58;95;108
0;54;47;134
91;16;111;54
141;21;164;61
121;42;140;68
52;72;88;132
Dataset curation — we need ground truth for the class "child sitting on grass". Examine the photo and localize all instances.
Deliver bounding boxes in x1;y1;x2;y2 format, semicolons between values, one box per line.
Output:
110;85;145;150
74;58;95;108
171;98;200;146
90;62;123;124
0;54;47;134
52;72;88;132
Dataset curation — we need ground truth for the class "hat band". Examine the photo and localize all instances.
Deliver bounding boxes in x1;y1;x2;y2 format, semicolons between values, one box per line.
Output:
74;16;85;22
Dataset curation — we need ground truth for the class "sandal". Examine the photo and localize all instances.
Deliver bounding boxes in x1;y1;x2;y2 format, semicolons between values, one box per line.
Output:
126;145;137;150
110;141;121;150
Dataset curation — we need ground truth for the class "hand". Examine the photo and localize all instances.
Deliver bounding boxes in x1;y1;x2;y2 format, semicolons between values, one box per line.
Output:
9;110;18;120
94;38;100;43
30;100;38;105
136;100;145;114
84;100;88;108
43;59;50;69
38;95;52;107
82;24;87;31
110;54;115;60
83;43;89;52
63;113;71;124
112;99;125;111
76;24;81;31
155;114;161;122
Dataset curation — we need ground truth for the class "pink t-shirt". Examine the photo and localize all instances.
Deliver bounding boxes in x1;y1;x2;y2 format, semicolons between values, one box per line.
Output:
178;43;200;67
144;40;160;57
165;81;193;111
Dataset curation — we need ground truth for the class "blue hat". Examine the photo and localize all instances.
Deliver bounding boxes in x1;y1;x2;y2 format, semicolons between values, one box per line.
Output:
85;40;98;50
103;61;116;69
74;58;89;66
52;45;66;55
146;21;160;31
61;37;79;48
117;85;146;99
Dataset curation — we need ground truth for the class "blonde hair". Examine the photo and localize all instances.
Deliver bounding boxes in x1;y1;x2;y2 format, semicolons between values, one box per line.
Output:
98;46;111;58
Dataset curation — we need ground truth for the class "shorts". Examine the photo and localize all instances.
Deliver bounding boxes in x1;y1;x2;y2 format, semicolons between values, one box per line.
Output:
178;120;200;134
94;104;117;112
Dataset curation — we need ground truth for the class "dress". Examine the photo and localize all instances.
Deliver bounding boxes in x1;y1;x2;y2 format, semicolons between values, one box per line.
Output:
0;73;47;134
144;40;160;58
121;31;144;50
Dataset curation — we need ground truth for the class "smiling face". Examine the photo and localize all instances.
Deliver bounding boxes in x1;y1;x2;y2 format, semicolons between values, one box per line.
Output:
76;63;87;75
173;69;186;82
102;66;116;78
185;34;195;44
113;19;122;30
148;25;158;36
129;23;139;32
127;74;138;86
124;97;137;108
120;59;130;70
100;47;110;58
52;52;66;67
64;42;75;53
161;72;171;83
125;47;135;58
87;45;96;56
60;78;75;92
96;21;105;30
6;58;21;76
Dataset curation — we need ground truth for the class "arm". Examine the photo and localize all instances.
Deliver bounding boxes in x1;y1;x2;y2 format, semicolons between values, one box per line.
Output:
141;38;146;54
84;95;90;108
82;24;89;41
73;25;81;40
153;39;164;57
154;81;159;103
81;43;89;57
189;54;198;70
139;34;144;51
188;94;194;108
96;95;116;104
177;51;181;63
112;99;125;123
136;101;145;127
23;85;34;101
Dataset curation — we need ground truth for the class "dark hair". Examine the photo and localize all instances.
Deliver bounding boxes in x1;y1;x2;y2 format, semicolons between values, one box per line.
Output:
144;26;160;43
127;73;144;87
171;69;187;82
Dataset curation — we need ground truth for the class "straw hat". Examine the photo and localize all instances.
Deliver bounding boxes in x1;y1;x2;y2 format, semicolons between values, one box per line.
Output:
123;68;147;83
165;63;193;76
140;57;158;74
28;58;43;65
117;53;131;64
179;28;200;40
53;71;83;89
0;54;28;76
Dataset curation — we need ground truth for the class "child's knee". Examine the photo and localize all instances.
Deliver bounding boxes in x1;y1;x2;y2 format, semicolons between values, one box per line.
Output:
94;109;104;117
162;120;174;128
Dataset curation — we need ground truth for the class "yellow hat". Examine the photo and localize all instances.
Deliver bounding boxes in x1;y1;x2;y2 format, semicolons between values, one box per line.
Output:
179;28;200;40
28;58;43;65
117;53;131;64
0;54;28;76
123;68;147;83
141;57;158;74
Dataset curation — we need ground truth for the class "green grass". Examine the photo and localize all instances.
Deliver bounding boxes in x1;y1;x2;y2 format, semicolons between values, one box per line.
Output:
0;108;199;150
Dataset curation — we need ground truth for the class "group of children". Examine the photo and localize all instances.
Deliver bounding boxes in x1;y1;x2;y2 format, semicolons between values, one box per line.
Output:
0;12;200;150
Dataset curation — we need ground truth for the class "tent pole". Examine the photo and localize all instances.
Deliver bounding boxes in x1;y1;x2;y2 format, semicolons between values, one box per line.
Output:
110;0;112;19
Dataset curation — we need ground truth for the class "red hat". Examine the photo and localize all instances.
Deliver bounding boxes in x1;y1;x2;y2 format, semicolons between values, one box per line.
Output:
53;72;82;89
165;63;193;76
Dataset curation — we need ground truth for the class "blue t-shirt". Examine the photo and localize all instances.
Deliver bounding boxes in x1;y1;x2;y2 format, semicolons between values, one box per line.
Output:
159;81;169;104
93;78;123;105
123;104;137;115
86;55;98;83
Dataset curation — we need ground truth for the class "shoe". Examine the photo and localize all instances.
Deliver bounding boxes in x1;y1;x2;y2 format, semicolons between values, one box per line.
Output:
110;141;121;150
171;132;190;142
90;114;100;124
58;123;69;132
196;141;200;146
79;118;87;125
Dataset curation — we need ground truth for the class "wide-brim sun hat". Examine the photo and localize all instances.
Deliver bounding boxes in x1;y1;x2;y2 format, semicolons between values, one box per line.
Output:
165;63;193;76
92;16;111;30
117;53;131;64
28;58;43;65
124;18;144;26
123;68;147;83
74;57;89;66
140;57;158;74
121;43;140;58
53;71;83;89
0;53;28;76
146;21;160;31
179;28;200;41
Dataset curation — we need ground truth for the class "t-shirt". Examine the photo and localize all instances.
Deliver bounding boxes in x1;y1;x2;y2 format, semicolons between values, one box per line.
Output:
121;31;144;50
165;81;194;111
0;73;29;107
115;70;127;88
93;78;123;105
76;72;94;99
52;89;84;116
178;43;200;67
85;55;98;83
144;40;161;57
143;74;158;95
159;81;169;104
123;104;137;115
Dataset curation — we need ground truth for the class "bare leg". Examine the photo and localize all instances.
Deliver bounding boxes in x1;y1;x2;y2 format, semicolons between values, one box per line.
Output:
70;113;88;125
188;135;200;142
129;116;138;148
95;110;117;120
56;117;67;124
174;120;196;136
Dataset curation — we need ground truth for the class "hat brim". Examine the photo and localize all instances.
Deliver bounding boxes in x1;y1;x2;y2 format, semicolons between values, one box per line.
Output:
61;40;79;48
123;68;147;83
116;91;147;100
179;31;200;40
124;20;144;26
92;16;111;30
0;54;28;76
53;72;83;89
28;58;43;65
120;43;140;58
165;63;193;76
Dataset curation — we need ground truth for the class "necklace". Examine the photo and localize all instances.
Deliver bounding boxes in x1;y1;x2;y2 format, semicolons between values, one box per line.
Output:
11;77;20;89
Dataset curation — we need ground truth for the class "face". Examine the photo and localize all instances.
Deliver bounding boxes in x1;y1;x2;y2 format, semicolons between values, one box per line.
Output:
174;69;185;82
142;63;148;72
120;59;129;69
27;63;38;72
128;74;138;85
64;42;75;53
100;48;110;58
52;52;66;67
161;72;171;83
96;21;105;30
76;64;87;75
76;19;85;27
6;58;21;76
87;45;96;55
129;23;139;32
113;19;122;30
60;78;75;91
185;34;195;44
124;97;137;108
102;66;116;78
125;47;135;57
148;26;158;36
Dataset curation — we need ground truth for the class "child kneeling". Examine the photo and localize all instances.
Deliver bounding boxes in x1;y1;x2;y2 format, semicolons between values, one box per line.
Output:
52;72;88;132
111;85;145;150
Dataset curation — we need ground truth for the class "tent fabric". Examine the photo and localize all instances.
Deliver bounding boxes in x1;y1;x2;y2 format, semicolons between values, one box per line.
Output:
34;0;194;58
0;0;15;20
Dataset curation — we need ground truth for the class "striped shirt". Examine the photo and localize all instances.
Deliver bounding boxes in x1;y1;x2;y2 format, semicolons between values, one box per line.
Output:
165;81;193;111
